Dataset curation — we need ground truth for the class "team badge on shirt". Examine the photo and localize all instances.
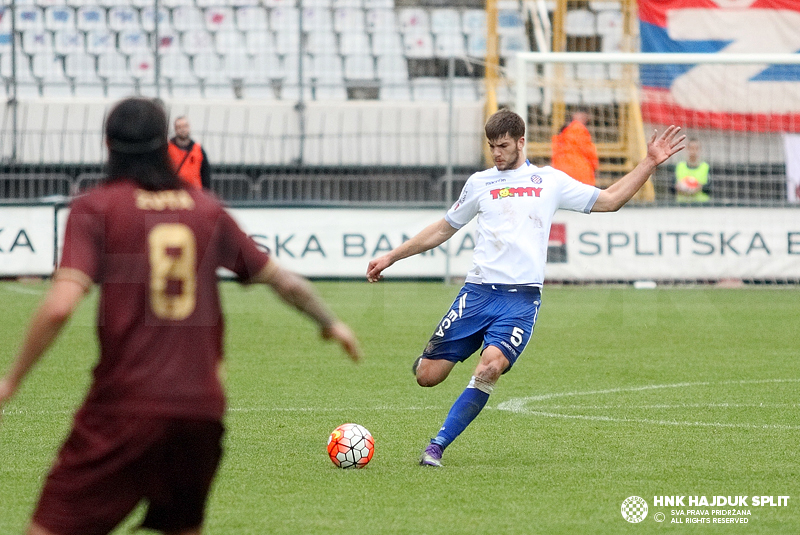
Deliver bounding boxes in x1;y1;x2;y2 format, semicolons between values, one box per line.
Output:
531;174;543;184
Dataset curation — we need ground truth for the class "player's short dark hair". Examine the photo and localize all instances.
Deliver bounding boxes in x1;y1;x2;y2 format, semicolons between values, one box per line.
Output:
105;98;180;191
484;109;525;142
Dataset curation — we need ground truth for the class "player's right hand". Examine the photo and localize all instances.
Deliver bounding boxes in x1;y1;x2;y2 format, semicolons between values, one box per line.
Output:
322;321;363;363
366;255;392;282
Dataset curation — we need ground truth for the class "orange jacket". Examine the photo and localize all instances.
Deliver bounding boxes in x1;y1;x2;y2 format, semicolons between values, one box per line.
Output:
551;120;599;186
168;140;207;189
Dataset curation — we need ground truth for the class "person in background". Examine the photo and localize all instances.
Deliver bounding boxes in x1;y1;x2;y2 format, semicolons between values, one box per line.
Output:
0;97;361;535
168;116;211;190
674;138;710;203
551;107;599;186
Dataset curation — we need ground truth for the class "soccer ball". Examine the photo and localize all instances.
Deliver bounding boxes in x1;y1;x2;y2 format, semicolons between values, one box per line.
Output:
327;423;374;469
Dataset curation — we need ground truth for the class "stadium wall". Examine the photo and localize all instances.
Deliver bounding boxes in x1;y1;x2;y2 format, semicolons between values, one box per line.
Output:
4;203;799;281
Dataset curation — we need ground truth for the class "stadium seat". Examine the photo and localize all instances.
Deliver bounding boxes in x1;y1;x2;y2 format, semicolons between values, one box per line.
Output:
274;29;301;55
334;8;365;33
235;6;268;32
303;7;333;31
215;30;245;55
16;7;44;31
339;31;370;56
332;0;363;8
379;81;411;100
223;50;250;79
44;6;74;32
181;30;215;56
205;7;235;33
461;9;485;35
280;83;313;101
449;77;480;102
343;53;374;80
314;83;348;101
375;53;407;82
53;30;84;55
64;51;98;83
306;30;338;55
500;34;528;56
32;53;67;84
155;30;179;54
371;31;403;56
365;8;395;33
596;9;623;37
270;7;300;31
250;51;283;82
308;53;344;83
411;77;444;101
397;8;428;33
85;30;114;55
118;30;149;56
434;33;465;58
601;33;623;52
108;6;139;32
282;53;313;85
364;0;394;8
161;0;194;8
403;31;433;58
245;30;274;55
305;0;333;8
128;51;155;83
160;51;194;84
76;6;106;32
22;31;53;54
430;9;460;36
497;9;525;35
262;0;297;8
141;7;170;33
97;50;129;83
466;33;485;57
565;9;596;37
172;6;204;33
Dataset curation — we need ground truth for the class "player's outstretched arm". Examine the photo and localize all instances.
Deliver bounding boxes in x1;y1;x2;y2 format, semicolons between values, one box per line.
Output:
592;125;685;212
255;262;362;362
0;277;87;408
366;218;458;282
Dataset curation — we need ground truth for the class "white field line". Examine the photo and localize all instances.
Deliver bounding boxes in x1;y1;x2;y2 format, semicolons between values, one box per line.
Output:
497;378;800;430
2;284;45;295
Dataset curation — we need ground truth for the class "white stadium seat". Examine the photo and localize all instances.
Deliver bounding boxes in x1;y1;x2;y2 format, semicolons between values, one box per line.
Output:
333;8;365;33
430;9;460;35
245;30;274;55
565;9;596;37
181;30;214;56
402;31;433;58
461;9;485;35
44;6;75;31
16;7;45;31
343;53;374;80
376;53;407;82
434;33;465;58
108;6;139;32
365;8;395;33
172;6;204;33
22;31;53;54
371;31;403;56
235;6;268;32
270;7;299;31
141;7;170;32
53;30;84;55
411;76;444;101
339;31;370;56
306;30;337;55
303;7;333;31
205;7;235;33
85;30;114;55
118;30;149;56
76;6;106;32
215;30;245;55
397;8;428;33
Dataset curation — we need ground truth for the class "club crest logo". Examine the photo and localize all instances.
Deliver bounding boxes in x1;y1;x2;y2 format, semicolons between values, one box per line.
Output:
621;496;648;523
531;174;543;184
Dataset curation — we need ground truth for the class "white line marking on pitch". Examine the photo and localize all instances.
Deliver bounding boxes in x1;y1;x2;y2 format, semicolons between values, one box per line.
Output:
2;284;45;295
496;378;800;430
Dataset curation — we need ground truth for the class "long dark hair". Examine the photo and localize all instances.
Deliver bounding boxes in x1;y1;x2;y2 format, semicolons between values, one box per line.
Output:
104;98;181;191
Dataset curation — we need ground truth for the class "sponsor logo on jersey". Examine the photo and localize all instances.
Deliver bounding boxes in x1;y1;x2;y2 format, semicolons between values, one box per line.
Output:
487;177;507;185
489;186;543;200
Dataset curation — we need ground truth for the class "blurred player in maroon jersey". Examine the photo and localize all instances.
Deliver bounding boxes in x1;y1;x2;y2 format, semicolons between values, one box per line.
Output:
0;97;361;535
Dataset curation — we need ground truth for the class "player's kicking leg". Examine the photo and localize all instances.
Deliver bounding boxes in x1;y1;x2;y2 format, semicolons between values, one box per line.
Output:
419;346;508;467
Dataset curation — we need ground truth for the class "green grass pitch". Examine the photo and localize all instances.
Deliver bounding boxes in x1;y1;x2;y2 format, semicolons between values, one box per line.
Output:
1;280;798;534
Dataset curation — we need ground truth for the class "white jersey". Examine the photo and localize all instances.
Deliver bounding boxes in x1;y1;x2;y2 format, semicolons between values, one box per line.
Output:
445;161;600;286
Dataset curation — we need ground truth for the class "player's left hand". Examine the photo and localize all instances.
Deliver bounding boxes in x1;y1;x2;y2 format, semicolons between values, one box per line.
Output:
647;125;685;166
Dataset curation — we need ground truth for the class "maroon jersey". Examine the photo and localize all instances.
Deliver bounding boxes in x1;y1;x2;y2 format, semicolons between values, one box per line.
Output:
59;180;270;420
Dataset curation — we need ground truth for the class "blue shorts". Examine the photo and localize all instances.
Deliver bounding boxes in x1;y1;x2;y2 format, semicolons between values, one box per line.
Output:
421;283;541;370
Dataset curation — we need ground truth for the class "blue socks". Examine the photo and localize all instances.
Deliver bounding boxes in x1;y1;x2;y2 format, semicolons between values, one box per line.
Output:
431;376;493;450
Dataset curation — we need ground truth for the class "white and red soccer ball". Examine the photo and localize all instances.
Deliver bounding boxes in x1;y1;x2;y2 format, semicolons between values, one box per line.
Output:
327;423;374;469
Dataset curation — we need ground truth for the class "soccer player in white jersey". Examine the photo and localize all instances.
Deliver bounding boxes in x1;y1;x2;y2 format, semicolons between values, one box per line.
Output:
367;109;684;467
